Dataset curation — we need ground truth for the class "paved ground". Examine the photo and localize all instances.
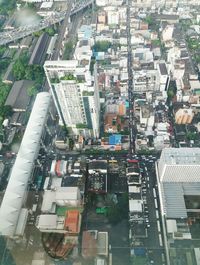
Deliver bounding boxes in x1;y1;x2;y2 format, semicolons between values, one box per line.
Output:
82;193;130;265
139;156;165;265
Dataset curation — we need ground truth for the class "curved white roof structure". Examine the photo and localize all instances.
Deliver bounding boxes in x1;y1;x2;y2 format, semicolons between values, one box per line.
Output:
0;92;51;237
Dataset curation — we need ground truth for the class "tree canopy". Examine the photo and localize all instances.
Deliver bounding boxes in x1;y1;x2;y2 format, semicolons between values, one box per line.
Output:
12;54;44;84
0;0;16;15
93;41;111;52
0;82;12;122
44;27;56;36
63;41;74;60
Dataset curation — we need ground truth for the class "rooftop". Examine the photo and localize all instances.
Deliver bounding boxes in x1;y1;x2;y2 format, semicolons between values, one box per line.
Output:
159;148;200;165
0;92;51;237
5;80;32;110
159;63;168;75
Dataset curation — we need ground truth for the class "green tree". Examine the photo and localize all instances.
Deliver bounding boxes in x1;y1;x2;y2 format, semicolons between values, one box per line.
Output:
0;58;11;75
33;31;43;37
107;205;119;224
0;46;6;57
167;89;175;98
63;41;74;60
186;132;198;141
27;85;38;96
45;27;55;36
12;59;26;80
0;82;11;105
145;15;153;26
0;82;12;122
0;0;16;15
1;105;13;117
152;39;161;46
93;41;111;52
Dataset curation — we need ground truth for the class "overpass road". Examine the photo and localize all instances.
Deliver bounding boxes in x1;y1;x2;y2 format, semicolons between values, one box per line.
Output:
0;0;94;46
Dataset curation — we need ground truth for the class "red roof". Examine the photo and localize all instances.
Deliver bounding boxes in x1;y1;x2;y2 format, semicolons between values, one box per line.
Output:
82;231;97;258
55;160;62;177
64;210;79;234
128;159;139;163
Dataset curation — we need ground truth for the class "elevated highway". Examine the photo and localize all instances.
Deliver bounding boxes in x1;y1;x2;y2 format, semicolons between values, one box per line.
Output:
0;0;94;46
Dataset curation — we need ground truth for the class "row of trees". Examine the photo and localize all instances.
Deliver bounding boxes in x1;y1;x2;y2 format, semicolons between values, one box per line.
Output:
0;58;10;76
13;62;44;84
11;52;44;97
12;53;44;85
63;41;74;60
0;82;13;124
33;27;56;38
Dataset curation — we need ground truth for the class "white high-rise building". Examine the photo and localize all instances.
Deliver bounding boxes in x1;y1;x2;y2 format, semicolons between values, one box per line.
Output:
44;60;100;138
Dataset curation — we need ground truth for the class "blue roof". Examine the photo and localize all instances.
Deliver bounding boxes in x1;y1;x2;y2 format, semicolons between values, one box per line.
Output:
134;247;146;256
93;51;105;60
125;100;129;108
109;134;122;145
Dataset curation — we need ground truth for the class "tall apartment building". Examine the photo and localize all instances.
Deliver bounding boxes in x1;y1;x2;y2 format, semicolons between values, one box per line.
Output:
44;60;100;138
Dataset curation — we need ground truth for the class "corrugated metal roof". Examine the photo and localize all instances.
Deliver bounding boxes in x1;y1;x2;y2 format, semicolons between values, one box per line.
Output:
161;183;187;218
158;148;200;182
0;92;51;236
5;80;33;110
161;182;200;218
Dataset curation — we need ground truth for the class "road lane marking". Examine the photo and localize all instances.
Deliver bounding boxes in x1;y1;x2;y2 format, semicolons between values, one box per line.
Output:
153;188;156;198
156;210;159;219
157;220;161;232
154;198;158;209
159;234;163;246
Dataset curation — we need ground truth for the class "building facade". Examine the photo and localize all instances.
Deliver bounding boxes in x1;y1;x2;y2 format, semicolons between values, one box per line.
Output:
44;60;100;138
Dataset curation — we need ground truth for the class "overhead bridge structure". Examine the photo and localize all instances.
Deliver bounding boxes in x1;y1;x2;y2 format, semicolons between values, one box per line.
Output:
0;0;94;46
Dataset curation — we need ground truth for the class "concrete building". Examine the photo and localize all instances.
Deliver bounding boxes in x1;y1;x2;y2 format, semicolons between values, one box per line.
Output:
107;10;119;25
5;80;32;112
96;0;108;6
156;148;200;219
41;187;82;214
162;25;174;43
175;109;194;124
36;209;81;234
156;148;200;264
157;62;170;92
98;11;107;24
133;70;159;92
82;230;109;258
44;60;100;138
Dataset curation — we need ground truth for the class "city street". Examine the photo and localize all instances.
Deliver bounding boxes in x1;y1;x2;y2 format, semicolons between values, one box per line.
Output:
139;156;165;265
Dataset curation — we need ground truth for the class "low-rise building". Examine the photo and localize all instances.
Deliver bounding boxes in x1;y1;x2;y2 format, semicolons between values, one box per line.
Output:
175;108;194;124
